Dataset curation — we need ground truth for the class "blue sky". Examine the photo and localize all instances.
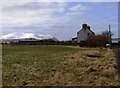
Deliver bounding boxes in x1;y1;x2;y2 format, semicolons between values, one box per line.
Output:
1;0;119;40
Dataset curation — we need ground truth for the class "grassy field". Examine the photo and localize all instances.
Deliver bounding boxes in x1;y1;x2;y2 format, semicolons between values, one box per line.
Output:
2;45;119;86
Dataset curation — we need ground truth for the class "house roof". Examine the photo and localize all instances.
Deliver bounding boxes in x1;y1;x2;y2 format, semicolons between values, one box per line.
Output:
77;28;95;35
88;29;95;34
72;37;77;39
77;24;95;35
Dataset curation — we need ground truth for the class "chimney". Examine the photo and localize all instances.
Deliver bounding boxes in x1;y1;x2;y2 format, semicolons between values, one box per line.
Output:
87;26;90;30
82;24;87;30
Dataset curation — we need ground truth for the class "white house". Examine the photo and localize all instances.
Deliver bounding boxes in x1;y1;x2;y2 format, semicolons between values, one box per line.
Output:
77;24;95;43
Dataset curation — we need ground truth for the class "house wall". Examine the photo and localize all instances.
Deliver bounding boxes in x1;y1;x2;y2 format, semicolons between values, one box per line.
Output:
77;29;94;43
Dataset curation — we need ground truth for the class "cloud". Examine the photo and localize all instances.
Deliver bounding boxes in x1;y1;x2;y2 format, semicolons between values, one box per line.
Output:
2;0;31;9
1;0;119;10
2;2;66;29
2;2;89;40
66;0;119;2
1;1;118;40
69;4;88;11
1;0;67;9
66;4;89;16
2;0;118;10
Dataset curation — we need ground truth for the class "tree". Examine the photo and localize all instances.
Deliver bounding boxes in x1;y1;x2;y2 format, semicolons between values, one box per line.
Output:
101;30;114;37
86;35;109;47
101;29;114;45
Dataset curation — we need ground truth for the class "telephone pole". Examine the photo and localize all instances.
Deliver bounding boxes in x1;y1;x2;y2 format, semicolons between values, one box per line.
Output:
109;25;112;48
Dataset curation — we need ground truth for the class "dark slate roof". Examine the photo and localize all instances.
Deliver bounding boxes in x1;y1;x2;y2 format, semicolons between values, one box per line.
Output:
88;29;95;34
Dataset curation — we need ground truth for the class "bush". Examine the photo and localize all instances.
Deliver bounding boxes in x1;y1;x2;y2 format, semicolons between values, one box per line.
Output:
86;35;109;47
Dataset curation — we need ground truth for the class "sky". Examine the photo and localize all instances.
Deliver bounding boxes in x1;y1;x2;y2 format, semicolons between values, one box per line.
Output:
1;0;119;41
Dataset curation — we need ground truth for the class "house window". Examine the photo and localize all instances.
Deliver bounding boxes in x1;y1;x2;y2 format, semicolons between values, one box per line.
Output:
87;33;90;36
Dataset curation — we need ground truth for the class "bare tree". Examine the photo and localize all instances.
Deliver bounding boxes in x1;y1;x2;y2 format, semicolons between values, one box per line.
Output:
101;30;114;37
101;25;114;48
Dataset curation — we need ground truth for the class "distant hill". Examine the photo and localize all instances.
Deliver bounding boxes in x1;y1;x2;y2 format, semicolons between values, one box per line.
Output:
0;32;59;43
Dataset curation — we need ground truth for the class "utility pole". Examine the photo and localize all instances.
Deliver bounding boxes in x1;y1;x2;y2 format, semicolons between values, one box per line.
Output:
109;25;112;48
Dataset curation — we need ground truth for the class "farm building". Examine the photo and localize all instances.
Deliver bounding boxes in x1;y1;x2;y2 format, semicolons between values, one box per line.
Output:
77;24;95;43
72;37;77;43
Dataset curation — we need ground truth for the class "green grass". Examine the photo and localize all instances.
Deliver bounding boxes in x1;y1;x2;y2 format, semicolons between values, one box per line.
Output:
2;45;119;86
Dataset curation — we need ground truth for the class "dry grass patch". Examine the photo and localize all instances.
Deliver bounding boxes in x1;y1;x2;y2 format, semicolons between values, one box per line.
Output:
2;45;119;86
